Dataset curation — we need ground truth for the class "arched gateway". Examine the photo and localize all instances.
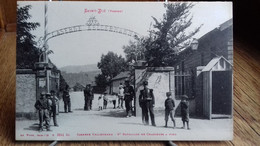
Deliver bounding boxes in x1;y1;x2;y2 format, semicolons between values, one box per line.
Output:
37;16;141;49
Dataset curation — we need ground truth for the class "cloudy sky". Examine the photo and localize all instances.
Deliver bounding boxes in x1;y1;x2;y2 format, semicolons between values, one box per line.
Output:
18;1;232;68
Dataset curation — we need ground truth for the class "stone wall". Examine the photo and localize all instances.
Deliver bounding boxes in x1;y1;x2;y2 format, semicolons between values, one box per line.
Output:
135;67;175;116
16;70;37;120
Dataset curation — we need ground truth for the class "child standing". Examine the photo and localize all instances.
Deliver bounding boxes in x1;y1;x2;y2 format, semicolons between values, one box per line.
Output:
181;95;190;130
98;95;104;111
118;85;124;109
164;92;176;128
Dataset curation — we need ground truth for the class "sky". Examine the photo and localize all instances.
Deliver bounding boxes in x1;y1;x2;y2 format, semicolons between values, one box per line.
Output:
18;1;232;68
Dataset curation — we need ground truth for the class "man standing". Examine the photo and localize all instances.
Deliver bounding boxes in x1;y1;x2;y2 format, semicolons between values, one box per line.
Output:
124;79;134;117
139;80;156;126
50;90;59;126
84;84;93;111
34;91;52;132
63;85;72;113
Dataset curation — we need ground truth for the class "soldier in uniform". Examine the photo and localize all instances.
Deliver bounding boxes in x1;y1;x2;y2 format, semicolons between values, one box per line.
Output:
50;90;59;126
63;85;72;113
124;79;134;117
139;80;156;126
84;84;93;111
34;91;52;132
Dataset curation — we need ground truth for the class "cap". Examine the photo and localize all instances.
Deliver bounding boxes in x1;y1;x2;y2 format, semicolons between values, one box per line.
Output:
40;91;46;96
182;95;188;99
45;93;51;96
166;92;172;96
143;80;148;85
125;79;130;82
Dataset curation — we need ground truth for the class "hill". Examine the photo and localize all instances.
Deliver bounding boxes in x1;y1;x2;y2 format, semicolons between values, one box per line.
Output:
60;64;99;73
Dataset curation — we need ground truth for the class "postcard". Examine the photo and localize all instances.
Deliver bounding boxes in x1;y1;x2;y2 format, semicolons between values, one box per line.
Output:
16;1;233;141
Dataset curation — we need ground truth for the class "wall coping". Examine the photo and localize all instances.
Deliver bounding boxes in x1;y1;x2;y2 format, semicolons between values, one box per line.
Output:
16;69;35;74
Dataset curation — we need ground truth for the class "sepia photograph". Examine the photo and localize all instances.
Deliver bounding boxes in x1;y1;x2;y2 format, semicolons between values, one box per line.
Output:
16;1;233;141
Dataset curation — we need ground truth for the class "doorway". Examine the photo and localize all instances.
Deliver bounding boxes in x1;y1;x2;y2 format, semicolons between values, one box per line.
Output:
212;71;232;118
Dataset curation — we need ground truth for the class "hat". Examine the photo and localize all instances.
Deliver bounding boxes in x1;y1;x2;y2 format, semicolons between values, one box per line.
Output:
45;93;51;96
40;91;46;96
125;79;130;82
143;80;148;85
182;95;188;99
166;92;171;96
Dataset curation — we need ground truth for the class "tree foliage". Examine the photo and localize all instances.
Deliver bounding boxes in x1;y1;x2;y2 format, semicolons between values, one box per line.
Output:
123;3;201;67
94;74;108;93
123;38;145;62
97;51;128;79
95;51;128;92
17;5;40;69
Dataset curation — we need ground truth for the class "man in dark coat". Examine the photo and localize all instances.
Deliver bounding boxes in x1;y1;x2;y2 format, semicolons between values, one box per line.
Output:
84;84;93;111
63;85;72;113
124;79;134;117
139;80;156;126
34;91;52;132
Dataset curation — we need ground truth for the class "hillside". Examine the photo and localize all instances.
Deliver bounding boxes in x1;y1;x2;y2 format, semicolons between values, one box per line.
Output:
60;64;99;73
61;70;101;87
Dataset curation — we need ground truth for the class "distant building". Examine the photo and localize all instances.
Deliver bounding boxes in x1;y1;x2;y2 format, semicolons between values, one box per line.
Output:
173;19;233;119
110;71;130;94
73;83;85;91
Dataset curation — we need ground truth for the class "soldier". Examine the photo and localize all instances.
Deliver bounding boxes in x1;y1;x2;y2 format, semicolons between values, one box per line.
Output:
84;84;93;111
50;90;59;126
63;85;72;113
124;79;134;117
34;91;52;132
89;85;94;110
139;80;156;126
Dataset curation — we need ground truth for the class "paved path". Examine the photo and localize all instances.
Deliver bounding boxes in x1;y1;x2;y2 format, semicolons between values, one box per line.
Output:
16;92;232;141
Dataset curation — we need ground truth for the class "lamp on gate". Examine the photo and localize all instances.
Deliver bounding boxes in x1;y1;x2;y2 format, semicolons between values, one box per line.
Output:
190;38;199;50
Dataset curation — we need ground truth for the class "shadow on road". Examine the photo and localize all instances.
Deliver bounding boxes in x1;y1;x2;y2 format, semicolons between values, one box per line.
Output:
95;109;126;118
74;108;85;111
23;123;39;131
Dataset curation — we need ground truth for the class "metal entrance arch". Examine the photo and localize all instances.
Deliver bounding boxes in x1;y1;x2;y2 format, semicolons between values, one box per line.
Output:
37;16;141;49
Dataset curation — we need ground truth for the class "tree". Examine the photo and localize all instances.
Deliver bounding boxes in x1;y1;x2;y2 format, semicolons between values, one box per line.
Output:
97;51;128;79
94;74;108;93
95;52;127;92
17;5;40;69
124;3;201;67
123;38;145;62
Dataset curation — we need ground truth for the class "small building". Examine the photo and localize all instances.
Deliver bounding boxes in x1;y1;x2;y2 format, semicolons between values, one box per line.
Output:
73;82;85;91
110;71;130;94
173;19;233;119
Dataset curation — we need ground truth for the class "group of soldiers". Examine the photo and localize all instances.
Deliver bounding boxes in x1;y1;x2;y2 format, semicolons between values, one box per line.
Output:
34;85;73;132
34;90;59;132
34;79;186;131
115;79;156;126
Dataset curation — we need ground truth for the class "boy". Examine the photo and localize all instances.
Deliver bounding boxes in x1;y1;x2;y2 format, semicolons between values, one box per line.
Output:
118;84;124;109
164;92;176;128
181;95;190;130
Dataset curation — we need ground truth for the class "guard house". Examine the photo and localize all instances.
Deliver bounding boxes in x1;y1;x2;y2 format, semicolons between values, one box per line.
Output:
173;19;233;119
110;71;130;94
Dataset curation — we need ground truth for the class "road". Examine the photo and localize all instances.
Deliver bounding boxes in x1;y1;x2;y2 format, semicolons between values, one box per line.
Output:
16;92;233;141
